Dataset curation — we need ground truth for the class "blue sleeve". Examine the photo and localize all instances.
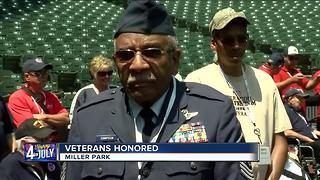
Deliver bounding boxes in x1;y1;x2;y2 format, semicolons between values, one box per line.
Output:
66;110;83;180
214;98;242;179
0;96;14;134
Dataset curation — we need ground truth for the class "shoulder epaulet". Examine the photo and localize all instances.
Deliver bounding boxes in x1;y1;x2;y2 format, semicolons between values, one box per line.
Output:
77;87;121;111
184;82;228;101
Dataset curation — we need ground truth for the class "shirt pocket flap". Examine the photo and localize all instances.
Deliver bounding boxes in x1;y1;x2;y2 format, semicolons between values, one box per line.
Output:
166;162;212;176
81;162;125;178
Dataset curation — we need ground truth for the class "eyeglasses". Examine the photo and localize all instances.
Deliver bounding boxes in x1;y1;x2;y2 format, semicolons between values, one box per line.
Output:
97;70;113;76
219;34;249;46
114;47;169;62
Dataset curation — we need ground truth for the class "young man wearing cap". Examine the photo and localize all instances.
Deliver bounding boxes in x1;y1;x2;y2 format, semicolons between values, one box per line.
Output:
8;56;69;129
68;1;243;179
258;52;284;77
185;7;292;180
273;46;320;97
0;119;61;179
283;88;320;163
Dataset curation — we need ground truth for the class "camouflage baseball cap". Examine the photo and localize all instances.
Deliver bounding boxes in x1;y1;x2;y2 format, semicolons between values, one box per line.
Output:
209;7;249;36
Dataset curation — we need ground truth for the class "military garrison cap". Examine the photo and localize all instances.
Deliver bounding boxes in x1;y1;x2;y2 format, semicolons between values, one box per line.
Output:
113;0;175;38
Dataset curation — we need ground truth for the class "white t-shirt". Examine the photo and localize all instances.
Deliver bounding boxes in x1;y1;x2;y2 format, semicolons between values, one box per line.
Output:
185;63;292;179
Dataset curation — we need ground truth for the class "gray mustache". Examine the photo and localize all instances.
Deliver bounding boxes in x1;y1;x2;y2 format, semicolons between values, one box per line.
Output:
127;72;156;83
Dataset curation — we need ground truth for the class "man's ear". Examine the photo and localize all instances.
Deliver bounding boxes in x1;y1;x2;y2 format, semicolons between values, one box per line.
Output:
23;73;30;82
210;39;217;50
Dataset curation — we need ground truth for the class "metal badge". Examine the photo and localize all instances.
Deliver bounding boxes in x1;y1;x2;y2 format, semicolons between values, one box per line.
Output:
181;109;198;121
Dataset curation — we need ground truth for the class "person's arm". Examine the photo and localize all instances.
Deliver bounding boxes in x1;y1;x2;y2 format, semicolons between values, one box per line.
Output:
33;92;70;128
69;90;83;124
66;109;82;180
214;98;242;179
267;132;288;180
7;95;34;127
33;112;69;129
284;129;315;142
306;75;320;90
275;73;304;91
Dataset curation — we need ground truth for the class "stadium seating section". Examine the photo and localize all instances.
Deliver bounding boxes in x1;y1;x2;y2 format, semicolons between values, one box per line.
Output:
0;0;320;107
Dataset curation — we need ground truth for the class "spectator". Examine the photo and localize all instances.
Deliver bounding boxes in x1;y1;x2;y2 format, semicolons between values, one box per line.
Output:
273;46;320;97
258;52;284;77
67;1;243;179
313;70;320;95
0;95;15;160
7;56;69;138
0;119;60;179
311;70;320;129
283;88;320;163
185;7;292;180
69;55;114;123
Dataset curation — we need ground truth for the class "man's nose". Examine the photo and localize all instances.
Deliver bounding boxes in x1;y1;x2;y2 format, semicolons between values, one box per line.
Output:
129;51;150;71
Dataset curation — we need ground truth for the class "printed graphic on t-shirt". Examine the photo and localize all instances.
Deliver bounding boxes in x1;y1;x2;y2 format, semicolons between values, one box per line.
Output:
229;95;256;116
224;74;256;117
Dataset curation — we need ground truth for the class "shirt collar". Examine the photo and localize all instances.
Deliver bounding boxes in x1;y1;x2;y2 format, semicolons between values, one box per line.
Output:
128;87;170;122
92;84;109;94
281;65;289;72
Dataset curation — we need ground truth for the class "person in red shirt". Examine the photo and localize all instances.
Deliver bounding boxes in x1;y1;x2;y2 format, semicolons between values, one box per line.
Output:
313;70;320;95
259;52;284;77
311;70;320;128
273;46;320;97
8;56;69;129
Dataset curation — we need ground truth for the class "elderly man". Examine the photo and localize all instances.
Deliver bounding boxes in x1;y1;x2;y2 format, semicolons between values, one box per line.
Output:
185;7;292;180
283;88;320;163
67;0;243;179
8;56;69;131
0;119;60;179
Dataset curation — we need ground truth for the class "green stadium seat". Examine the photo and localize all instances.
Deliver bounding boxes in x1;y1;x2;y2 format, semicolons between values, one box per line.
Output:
57;72;80;92
0;0;319;80
61;93;75;109
2;56;22;74
0;79;21;97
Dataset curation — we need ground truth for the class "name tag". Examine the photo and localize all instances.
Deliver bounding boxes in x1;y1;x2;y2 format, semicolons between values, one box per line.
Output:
96;135;119;142
258;146;271;165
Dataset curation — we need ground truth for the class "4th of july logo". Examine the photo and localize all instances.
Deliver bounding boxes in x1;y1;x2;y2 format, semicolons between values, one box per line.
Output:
24;143;57;161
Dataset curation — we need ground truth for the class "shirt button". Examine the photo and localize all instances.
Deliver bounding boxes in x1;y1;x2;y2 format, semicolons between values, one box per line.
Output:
97;167;103;175
186;88;190;93
141;167;150;177
190;162;197;170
